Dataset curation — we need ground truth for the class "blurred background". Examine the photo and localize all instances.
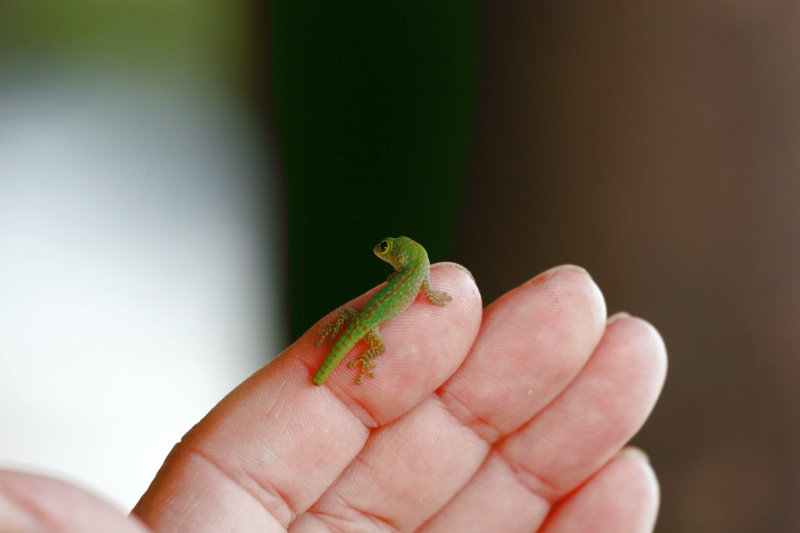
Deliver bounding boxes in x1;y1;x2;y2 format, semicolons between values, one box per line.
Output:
0;1;796;531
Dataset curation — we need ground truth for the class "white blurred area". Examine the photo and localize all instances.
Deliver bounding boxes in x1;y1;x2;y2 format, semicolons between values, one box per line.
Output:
0;63;280;511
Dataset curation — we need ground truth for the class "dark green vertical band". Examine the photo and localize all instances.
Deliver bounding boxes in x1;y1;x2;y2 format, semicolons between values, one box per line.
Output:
270;3;477;338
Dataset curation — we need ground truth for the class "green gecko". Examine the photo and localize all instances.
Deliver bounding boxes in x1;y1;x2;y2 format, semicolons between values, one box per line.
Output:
312;236;452;386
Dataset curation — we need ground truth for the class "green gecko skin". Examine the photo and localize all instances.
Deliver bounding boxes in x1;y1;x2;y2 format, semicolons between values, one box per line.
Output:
312;236;452;386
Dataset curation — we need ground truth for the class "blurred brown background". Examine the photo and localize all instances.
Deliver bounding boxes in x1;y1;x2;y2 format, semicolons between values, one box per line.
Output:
456;2;800;532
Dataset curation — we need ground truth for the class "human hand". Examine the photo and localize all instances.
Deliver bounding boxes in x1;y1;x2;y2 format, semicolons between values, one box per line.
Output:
0;264;666;532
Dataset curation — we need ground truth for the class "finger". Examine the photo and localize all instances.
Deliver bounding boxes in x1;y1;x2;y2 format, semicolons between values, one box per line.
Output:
500;315;666;500
422;314;666;532
133;264;481;532
0;470;149;533
440;265;607;441
294;266;606;531
290;396;489;532
540;448;659;533
305;263;482;421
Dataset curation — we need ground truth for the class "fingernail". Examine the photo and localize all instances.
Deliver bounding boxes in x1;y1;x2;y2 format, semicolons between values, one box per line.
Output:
607;311;631;325
529;264;589;285
434;262;475;282
621;446;650;463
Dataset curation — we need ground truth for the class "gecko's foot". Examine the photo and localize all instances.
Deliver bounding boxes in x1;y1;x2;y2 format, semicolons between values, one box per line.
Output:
429;291;452;306
348;357;376;385
315;326;337;347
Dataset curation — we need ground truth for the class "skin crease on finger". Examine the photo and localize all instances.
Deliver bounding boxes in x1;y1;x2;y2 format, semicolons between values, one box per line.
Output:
419;313;667;532
438;265;608;443
406;270;664;532
540;448;660;533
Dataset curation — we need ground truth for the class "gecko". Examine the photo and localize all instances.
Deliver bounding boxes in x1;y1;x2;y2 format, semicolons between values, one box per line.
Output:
312;236;452;386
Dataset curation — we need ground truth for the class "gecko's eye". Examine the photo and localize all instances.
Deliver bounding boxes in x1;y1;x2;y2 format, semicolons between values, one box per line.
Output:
378;240;391;254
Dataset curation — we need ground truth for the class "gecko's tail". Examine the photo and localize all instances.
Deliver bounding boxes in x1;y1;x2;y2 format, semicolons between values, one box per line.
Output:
312;329;361;386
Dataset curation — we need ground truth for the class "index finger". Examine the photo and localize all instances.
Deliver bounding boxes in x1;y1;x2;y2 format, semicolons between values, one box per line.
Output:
133;264;481;532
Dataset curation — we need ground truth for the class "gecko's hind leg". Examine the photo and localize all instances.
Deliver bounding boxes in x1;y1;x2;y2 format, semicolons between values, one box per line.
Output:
315;307;357;346
348;328;385;384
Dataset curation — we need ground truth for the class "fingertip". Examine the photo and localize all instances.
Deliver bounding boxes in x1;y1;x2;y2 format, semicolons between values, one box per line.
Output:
531;264;590;283
525;264;607;328
541;446;660;533
615;446;661;517
606;311;631;325
619;445;651;465
430;262;483;323
432;261;475;282
604;313;668;388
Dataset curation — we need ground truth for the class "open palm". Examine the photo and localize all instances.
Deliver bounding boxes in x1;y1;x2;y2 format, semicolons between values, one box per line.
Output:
0;264;666;532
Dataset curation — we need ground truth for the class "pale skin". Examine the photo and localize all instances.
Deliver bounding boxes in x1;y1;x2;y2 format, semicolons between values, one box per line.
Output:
0;264;666;532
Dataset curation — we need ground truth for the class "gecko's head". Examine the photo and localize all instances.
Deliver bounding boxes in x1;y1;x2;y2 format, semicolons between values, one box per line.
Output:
374;236;415;269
